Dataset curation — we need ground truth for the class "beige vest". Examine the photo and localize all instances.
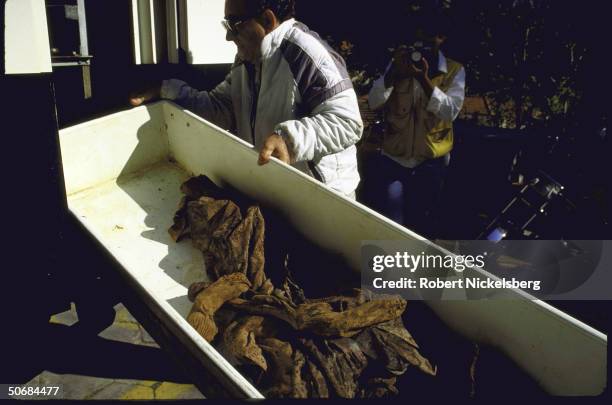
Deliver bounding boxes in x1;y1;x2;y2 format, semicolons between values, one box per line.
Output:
383;58;463;161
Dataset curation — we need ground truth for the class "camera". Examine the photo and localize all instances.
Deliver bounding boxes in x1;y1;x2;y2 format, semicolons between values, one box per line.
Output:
405;41;433;64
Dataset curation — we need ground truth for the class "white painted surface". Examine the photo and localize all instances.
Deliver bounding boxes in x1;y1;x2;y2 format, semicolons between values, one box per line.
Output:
60;103;168;195
66;169;261;398
181;0;235;64
60;103;262;399
4;0;52;74
68;162;206;317
59;101;607;397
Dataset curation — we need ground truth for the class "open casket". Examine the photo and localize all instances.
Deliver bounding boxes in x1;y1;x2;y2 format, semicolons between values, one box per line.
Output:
58;101;607;398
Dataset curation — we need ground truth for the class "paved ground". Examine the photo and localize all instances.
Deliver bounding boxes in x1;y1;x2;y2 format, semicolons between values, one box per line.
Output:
13;303;205;400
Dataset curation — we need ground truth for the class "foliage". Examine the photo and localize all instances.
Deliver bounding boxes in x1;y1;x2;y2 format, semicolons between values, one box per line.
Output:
323;0;592;130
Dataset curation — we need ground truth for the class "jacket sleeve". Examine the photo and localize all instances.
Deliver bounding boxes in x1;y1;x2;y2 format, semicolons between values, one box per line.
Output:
425;66;466;122
160;74;235;131
274;87;364;163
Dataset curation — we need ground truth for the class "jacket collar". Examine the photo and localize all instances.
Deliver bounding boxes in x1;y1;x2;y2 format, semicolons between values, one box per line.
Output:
427;51;447;78
260;18;296;61
437;51;448;73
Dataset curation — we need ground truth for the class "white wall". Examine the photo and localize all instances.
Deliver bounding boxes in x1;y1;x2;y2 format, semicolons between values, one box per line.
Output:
132;0;235;65
180;0;235;64
4;0;52;74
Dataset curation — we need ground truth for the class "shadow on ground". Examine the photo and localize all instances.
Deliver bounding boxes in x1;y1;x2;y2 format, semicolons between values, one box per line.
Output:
8;306;193;387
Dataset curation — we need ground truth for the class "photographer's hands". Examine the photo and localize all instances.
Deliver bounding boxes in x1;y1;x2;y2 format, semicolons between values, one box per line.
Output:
407;57;429;79
386;50;434;98
411;58;434;98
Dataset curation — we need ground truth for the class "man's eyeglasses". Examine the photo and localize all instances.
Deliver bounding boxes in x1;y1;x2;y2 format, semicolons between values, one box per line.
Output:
221;14;257;36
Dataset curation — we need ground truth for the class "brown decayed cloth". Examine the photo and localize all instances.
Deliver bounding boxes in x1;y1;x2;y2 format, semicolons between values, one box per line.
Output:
170;176;436;398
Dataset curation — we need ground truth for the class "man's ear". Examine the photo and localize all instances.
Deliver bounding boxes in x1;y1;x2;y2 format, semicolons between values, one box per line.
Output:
260;9;279;33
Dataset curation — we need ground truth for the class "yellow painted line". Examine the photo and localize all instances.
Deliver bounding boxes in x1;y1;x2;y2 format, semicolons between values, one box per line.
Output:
155;382;197;399
120;384;155;400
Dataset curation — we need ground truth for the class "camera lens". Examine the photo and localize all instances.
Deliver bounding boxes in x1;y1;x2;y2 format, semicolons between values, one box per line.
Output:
410;51;422;63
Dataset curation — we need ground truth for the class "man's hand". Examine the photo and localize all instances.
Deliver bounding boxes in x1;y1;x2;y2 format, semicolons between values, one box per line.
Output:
258;133;292;166
129;84;162;107
407;57;430;80
412;58;435;98
389;49;431;84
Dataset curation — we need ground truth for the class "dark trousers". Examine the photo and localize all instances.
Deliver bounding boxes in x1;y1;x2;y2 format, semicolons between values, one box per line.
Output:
359;152;448;239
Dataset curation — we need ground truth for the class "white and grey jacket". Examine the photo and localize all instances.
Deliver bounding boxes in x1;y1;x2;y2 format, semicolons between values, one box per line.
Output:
160;18;363;197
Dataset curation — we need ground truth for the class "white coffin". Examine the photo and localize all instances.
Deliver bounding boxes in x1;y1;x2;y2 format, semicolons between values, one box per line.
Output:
58;101;607;397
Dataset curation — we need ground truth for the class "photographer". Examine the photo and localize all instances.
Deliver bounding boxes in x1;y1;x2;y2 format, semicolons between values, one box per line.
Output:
362;15;465;238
